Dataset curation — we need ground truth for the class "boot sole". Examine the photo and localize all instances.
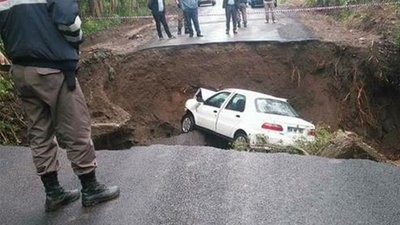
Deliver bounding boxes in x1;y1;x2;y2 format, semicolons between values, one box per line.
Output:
82;189;120;207
45;193;81;212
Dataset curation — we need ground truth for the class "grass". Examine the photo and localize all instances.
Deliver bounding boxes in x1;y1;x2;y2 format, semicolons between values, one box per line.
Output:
82;17;122;36
295;126;342;155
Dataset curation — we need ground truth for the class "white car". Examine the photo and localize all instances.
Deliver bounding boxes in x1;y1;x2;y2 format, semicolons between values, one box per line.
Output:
181;88;316;147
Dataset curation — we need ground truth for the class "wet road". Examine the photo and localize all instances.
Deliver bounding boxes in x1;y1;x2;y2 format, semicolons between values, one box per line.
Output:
1;145;400;225
143;0;317;49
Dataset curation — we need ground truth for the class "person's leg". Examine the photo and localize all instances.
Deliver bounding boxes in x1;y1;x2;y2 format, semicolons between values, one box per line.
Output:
232;6;238;33
225;8;230;33
242;4;248;26
55;76;120;207
236;5;241;28
153;13;163;38
192;8;202;36
264;1;269;22
185;9;194;36
11;65;79;212
178;10;183;34
160;12;173;38
270;2;275;22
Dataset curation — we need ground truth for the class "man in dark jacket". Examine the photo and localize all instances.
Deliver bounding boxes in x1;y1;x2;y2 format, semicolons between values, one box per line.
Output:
0;0;120;212
223;0;239;34
148;0;175;39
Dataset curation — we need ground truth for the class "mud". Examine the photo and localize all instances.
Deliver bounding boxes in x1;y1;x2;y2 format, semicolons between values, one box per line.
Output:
78;41;400;159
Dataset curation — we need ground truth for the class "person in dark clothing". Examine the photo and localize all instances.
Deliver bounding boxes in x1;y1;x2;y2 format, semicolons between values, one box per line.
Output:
0;0;120;212
148;0;175;39
180;0;203;37
223;0;239;34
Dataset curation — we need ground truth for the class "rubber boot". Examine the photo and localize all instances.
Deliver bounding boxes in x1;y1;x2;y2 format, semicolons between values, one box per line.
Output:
79;171;120;207
41;172;80;212
178;28;182;35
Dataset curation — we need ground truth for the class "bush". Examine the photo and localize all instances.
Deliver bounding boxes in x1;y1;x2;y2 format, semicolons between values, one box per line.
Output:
0;72;26;145
295;126;343;155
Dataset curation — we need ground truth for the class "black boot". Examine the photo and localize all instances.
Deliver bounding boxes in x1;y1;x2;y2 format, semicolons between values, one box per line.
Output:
178;28;182;35
41;172;80;212
79;171;120;207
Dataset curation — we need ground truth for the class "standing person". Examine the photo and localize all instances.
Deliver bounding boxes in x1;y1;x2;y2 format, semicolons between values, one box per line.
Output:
180;0;203;37
237;0;248;28
263;0;275;23
148;0;175;39
0;0;120;212
176;0;189;35
223;0;239;34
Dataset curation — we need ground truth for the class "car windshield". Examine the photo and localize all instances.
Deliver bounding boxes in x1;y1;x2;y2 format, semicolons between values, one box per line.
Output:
256;98;299;117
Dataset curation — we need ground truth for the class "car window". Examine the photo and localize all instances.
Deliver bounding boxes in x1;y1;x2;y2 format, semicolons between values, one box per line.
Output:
225;94;246;112
204;92;231;108
256;98;299;117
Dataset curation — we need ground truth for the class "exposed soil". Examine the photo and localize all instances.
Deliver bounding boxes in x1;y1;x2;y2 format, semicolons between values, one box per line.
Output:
78;39;400;159
68;4;400;160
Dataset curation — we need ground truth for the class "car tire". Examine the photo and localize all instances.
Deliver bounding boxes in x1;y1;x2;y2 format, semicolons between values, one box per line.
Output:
250;3;254;8
212;1;216;6
234;132;248;145
181;114;195;133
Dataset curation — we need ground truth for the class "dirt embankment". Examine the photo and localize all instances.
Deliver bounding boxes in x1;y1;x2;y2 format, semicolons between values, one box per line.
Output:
78;40;400;159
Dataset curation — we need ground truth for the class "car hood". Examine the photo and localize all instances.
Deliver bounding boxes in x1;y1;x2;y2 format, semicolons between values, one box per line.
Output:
194;88;216;102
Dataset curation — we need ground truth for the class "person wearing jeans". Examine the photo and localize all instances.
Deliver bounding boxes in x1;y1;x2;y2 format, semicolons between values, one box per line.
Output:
263;0;275;23
148;0;175;39
180;0;203;37
223;0;239;34
237;0;248;28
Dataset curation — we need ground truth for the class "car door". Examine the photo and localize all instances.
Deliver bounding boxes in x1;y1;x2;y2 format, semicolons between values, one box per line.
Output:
216;94;246;138
196;92;231;131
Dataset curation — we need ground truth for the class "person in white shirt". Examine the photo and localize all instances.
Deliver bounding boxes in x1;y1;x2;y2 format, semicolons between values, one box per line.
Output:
148;0;175;39
223;0;239;34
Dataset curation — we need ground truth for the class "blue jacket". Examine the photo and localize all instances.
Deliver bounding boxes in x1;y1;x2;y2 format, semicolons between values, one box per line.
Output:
0;0;84;71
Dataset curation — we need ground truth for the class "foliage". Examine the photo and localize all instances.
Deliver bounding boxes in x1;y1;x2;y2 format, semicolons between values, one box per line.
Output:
230;134;309;155
303;0;399;7
295;126;343;155
394;23;400;47
0;72;26;146
82;17;122;35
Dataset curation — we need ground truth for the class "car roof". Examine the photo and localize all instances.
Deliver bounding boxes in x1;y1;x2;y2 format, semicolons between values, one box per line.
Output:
222;88;287;102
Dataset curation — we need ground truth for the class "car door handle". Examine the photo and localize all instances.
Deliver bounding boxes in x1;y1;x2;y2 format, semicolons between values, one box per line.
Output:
213;110;217;113
236;115;240;118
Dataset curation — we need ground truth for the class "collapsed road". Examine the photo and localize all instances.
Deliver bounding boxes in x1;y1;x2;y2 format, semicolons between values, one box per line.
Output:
0;145;399;225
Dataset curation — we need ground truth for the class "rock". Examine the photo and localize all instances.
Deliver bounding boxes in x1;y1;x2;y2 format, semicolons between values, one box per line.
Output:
321;132;387;163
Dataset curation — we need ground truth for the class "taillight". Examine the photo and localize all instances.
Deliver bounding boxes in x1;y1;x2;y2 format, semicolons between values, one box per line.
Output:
262;123;283;132
308;129;316;136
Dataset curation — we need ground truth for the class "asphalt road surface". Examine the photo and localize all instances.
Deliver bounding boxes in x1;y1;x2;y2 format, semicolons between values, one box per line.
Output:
143;0;317;49
1;145;400;225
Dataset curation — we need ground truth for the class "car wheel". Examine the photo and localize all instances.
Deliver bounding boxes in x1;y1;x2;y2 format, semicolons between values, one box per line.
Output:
181;114;195;133
251;3;254;8
212;1;216;6
234;132;248;144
